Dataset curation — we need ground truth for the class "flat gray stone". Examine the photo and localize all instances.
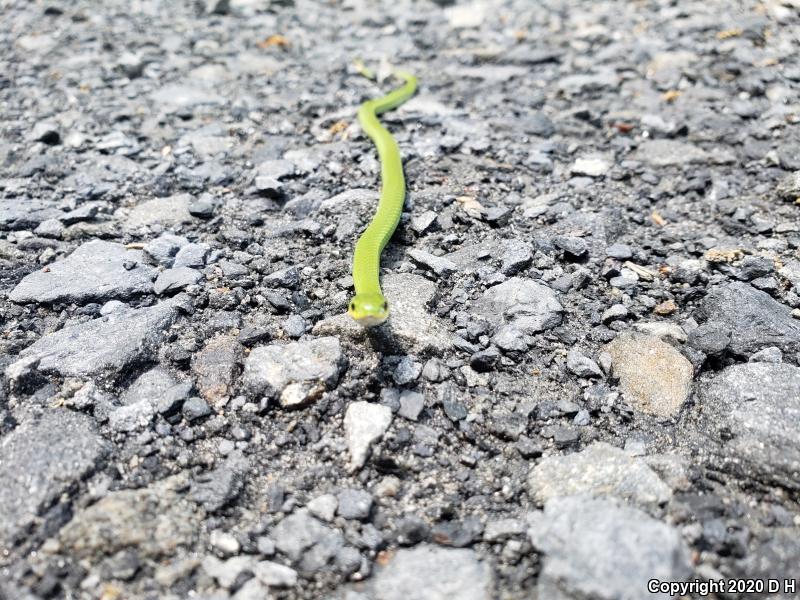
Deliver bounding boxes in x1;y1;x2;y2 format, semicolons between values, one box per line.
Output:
694;282;800;355
528;442;672;508
9;241;156;304
407;249;457;276
368;545;492;600
243;337;345;406
0;198;64;230
473;277;563;335
694;363;800;489
313;273;452;353
0;410;108;545
528;496;691;600
631;139;734;166
7;298;184;379
154;267;202;295
125;194;195;229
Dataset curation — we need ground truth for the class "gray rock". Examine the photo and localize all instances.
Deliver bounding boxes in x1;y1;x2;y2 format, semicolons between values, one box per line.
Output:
493;325;527;352
150;84;223;109
34;218;64;237
126;194;194;229
282;314;307;338
270;509;344;574
7;298;184;378
243;337;345;407
408;249;457;276
367;544;492;600
173;243;210;268
528;442;672;508
473;277;563;335
694;282;800;355
398;390;425;421
523;112;556;137
554;236;589;258
0;198;64;230
253;560;298;587
499;241;533;275
741;531;800;593
748;346;783;363
205;0;230;15
202;555;255;589
566;350;602;378
9;240;156;304
694;363;800;489
256;159;295;180
336;489;373;520
687;322;731;355
482;518;526;542
528;496;691;600
60;473;202;560
606;244;633;260
307;494;338;522
0;410;108;544
429;516;483;548
122;367;178;404
410;210;438;234
601;304;629;323
182;397;212;421
344;401;393;472
190;452;250;512
109;400;156;432
154;267;202;295
188;195;218;219
775;171;800;201
143;234;187;267
265;266;300;288
394;356;421;385
605;332;693;417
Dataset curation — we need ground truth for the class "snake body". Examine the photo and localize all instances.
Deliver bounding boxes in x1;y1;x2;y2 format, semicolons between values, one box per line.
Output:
348;71;417;326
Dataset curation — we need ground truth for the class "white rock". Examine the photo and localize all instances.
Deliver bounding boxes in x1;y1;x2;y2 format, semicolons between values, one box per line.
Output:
344;401;392;472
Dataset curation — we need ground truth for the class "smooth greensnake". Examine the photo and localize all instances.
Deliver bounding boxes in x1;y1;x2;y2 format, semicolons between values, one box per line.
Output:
347;71;417;326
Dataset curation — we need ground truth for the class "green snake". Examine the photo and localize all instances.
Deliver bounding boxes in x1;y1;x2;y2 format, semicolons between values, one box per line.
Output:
347;71;417;326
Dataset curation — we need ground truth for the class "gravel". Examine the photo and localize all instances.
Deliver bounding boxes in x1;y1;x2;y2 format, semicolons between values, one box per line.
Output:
2;0;799;597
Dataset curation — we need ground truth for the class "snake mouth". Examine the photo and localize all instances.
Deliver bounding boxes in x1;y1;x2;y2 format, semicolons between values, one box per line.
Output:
348;312;388;327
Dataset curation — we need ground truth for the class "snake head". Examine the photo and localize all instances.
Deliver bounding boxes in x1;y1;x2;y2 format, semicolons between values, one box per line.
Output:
348;293;389;327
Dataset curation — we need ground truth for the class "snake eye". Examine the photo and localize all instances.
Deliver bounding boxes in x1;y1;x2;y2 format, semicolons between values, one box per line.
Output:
349;301;355;311
381;301;387;311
